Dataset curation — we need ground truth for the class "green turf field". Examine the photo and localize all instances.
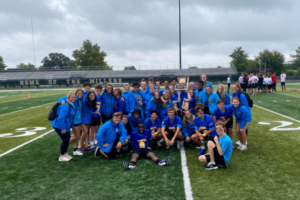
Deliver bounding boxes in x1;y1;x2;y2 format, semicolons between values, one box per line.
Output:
0;84;300;200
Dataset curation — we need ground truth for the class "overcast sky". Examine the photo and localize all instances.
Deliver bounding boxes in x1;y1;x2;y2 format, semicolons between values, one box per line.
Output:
1;0;299;69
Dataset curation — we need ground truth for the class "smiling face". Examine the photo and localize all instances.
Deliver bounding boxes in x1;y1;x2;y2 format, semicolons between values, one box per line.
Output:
217;85;223;93
113;90;119;97
232;85;237;93
217;102;225;111
155;81;161;88
112;115;121;124
163;91;169;99
138;123;145;133
141;82;147;89
188;90;194;97
76;91;83;99
196;109;204;118
169;85;175;93
121;117;128;125
69;94;76;103
154;91;160;99
133;85;139;93
134;113;140;119
84;86;91;92
172;79;177;86
201;75;207;82
150;86;155;93
216;124;224;135
124;85;130;92
151;112;158;121
197;82;203;90
206;86;212;95
232;99;239;108
89;92;95;101
185;110;192;119
164;81;169;89
106;85;113;94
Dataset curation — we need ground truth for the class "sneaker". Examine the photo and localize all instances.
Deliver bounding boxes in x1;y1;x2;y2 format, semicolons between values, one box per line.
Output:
94;146;100;158
157;141;162;147
115;149;122;157
86;147;91;152
203;163;218;170
158;157;172;166
196;145;201;149
59;156;70;162
64;154;73;160
181;140;184;148
122;161;136;169
197;148;207;155
177;141;181;149
232;146;235;149
166;145;170;150
73;150;83;156
122;145;128;151
90;145;96;151
239;145;247;151
81;148;88;153
158;138;165;143
235;141;241;146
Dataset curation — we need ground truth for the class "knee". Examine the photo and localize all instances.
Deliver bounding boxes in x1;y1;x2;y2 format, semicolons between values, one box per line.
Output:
198;155;206;163
207;140;213;147
191;134;197;140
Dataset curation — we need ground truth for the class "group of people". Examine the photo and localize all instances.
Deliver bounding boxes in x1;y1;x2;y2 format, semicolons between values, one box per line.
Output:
51;74;253;170
238;71;287;94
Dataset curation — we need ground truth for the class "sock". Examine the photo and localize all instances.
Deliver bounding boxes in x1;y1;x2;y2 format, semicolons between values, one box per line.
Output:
155;159;162;163
95;140;98;145
90;141;94;146
130;161;136;165
74;148;78;152
211;162;216;165
200;145;206;149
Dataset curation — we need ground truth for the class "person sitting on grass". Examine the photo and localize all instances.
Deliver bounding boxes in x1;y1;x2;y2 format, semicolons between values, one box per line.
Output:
128;108;144;132
122;122;172;169
199;121;233;170
144;110;163;147
94;113;128;159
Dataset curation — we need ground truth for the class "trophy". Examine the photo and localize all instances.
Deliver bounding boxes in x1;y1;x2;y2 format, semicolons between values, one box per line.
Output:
176;77;189;91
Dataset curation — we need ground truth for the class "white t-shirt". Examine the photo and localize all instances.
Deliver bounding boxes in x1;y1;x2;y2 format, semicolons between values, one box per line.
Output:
265;78;272;85
280;73;286;82
239;76;243;83
227;77;231;83
263;78;266;85
251;76;259;84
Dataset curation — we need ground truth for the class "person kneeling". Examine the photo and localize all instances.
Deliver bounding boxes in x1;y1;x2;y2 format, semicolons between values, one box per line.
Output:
198;121;233;170
122;123;172;169
94;113;128;159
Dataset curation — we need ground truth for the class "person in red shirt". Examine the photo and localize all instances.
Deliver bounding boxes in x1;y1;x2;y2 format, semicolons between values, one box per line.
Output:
271;72;277;92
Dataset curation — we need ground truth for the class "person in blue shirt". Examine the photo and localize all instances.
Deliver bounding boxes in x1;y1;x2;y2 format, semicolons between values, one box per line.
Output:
169;85;181;118
146;77;156;93
90;84;103;151
161;108;183;149
179;89;195;113
144;85;155;110
171;78;178;89
201;74;213;91
145;91;162;119
192;108;218;155
199;121;233;170
101;84;115;124
122;83;131;98
206;85;220;115
125;82;145;114
182;110;195;147
155;79;161;91
140;79;149;95
113;88;126;115
159;80;170;96
144;110;162;146
194;80;207;112
94;113;128;159
51;92;76;162
128;108;144;132
228;97;252;151
83;82;92;98
122;123;172;169
216;84;230;105
214;99;233;142
159;91;174;120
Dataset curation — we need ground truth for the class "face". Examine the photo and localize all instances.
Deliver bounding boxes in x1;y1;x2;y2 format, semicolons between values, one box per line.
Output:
197;83;203;90
172;80;177;86
163;92;168;99
169;85;174;93
189;83;195;90
233;99;239;108
154;92;160;99
167;110;175;118
148;80;153;85
196;110;204;118
133;85;139;93
188;90;193;96
84;86;91;92
124;85;130;92
112;116;121;124
113;90;119;97
201;75;207;82
216;125;224;135
206;87;212;95
89;93;95;100
151;113;158;120
217;102;225;110
95;88;102;94
134;113;140;119
217;85;223;93
69;94;76;103
185;111;192;118
106;85;112;93
138;124;145;133
155;81;160;87
232;85;237;93
164;81;169;89
122;117;128;125
76;91;83;98
150;86;155;93
141;82;147;89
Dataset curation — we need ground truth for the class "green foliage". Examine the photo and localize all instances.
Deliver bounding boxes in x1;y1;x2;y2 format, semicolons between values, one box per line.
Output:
188;66;198;69
41;53;70;69
229;47;249;72
69;40;112;70
255;49;285;75
0;56;7;69
16;63;35;69
247;59;259;70
290;47;300;69
124;66;136;70
286;70;295;76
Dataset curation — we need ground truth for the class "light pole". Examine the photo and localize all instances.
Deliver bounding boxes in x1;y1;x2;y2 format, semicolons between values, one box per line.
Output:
179;0;182;69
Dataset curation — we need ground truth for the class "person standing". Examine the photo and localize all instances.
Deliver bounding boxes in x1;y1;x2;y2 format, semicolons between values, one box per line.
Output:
101;84;115;124
239;73;244;88
258;75;264;93
271;72;277;92
280;71;286;92
251;74;259;95
227;75;231;93
125;82;145;114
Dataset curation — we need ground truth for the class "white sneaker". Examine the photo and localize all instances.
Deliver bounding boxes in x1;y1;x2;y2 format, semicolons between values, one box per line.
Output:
177;141;181;149
159;138;165;143
239;145;247;151
157;141;162;147
59;156;70;162
235;141;241;146
73;150;83;156
196;146;201;149
166;145;170;149
64;154;73;160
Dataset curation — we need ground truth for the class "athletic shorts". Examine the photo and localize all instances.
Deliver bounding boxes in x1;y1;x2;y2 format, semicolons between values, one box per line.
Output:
263;84;266;88
281;82;285;86
203;135;219;142
236;120;249;129
273;83;276;87
258;85;263;90
73;123;81;127
225;118;233;129
268;85;272;89
132;148;153;159
90;117;101;126
205;147;227;168
252;83;258;88
228;83;230;88
166;129;176;139
204;107;210;115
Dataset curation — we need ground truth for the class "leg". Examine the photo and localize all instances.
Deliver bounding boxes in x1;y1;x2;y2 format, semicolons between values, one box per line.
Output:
80;124;89;149
191;134;202;146
146;152;159;163
70;126;81;149
236;123;241;142
198;154;209;163
176;131;183;140
227;127;233;141
207;141;216;163
130;153;140;163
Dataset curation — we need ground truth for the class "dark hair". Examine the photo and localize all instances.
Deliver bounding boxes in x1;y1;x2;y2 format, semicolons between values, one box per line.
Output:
112;113;121;118
104;84;114;94
198;80;204;85
122;115;128;119
132;108;141;116
151;110;158;115
114;88;122;96
194;106;202;113
171;78;177;82
83;82;92;88
132;82;140;87
95;83;102;90
153;91;162;108
164;80;169;83
148;77;154;82
217;99;225;105
85;91;97;110
155;79;160;83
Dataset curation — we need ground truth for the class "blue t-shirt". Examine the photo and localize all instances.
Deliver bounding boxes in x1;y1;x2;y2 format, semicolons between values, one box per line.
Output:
162;116;182;132
144;118;162;134
194;114;218;137
180;91;195;113
219;134;233;166
160;89;170;96
91;95;102;117
133;92;143;112
194;89;207;107
170;92;180;110
74;98;83;124
207;93;220;114
129;130;152;149
214;106;233;122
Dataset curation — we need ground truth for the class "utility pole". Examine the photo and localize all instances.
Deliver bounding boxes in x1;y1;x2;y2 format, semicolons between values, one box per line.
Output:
31;17;36;68
179;0;182;69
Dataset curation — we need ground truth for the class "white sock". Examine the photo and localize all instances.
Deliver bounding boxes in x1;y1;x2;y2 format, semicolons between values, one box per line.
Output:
94;140;98;145
211;162;216;165
201;145;206;149
90;141;94;146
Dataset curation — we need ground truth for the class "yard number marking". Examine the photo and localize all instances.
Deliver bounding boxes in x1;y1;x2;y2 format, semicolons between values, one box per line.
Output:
0;127;46;138
258;121;300;131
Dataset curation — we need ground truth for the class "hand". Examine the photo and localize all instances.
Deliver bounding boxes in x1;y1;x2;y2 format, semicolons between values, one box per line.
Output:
61;101;66;105
139;102;144;106
214;136;219;143
151;133;156;139
186;136;190;142
165;139;170;146
116;141;122;149
103;143;109;147
169;139;175;146
61;130;66;134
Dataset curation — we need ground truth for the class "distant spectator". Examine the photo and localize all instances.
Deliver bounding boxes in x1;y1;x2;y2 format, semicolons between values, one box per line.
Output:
280;71;286;92
271;72;277;92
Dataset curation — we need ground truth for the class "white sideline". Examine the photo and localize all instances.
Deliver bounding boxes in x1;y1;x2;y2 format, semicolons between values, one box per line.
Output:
272;92;300;99
0;102;55;117
0;92;66;104
180;147;193;200
0;129;54;158
254;105;300;123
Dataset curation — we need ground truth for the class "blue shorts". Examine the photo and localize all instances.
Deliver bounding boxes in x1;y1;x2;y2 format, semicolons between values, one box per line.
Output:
236;120;249;129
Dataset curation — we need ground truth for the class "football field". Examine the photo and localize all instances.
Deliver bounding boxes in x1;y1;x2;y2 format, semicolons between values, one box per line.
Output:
1;84;300;200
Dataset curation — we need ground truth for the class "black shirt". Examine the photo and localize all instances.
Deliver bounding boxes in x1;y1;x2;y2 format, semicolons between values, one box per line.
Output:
124;123;132;135
258;77;263;85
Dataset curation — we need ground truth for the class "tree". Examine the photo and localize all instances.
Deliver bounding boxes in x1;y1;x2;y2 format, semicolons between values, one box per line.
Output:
255;49;285;75
16;63;35;69
189;66;198;69
229;47;249;72
41;53;70;69
247;60;259;70
0;56;7;69
69;40;112;70
290;47;300;69
124;66;136;70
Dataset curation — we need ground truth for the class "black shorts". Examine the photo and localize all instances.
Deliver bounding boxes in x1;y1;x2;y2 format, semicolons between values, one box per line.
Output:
132;148;153;159
281;82;285;86
90;117;101;126
204;107;210;115
252;83;258;88
227;83;230;88
101;136;120;159
205;146;227;168
263;84;266;88
225;119;233;129
273;83;276;87
73;123;81;127
166;129;176;138
258;84;263;90
203;135;219;142
268;85;272;89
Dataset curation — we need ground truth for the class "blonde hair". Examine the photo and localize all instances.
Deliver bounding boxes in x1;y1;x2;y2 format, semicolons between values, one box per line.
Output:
123;83;130;87
217;84;225;100
162;91;171;107
183;110;194;127
233;82;242;93
67;92;76;105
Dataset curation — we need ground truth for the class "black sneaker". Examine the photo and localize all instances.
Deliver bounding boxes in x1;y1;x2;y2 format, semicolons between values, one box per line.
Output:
203;163;218;170
122;161;136;169
158;157;172;166
115;149;122;157
94;146;100;158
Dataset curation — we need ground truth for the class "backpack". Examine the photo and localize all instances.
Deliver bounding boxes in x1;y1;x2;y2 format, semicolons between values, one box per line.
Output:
238;92;253;108
47;103;71;121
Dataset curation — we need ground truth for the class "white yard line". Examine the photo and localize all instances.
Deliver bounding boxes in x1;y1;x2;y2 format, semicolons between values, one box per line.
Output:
17;107;22;109
0;93;66;104
0;130;54;158
287;100;291;102
254;105;300;123
0;102;55;117
258;101;261;103
273;92;300;99
180;147;193;200
272;100;277;102
2;107;8;109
